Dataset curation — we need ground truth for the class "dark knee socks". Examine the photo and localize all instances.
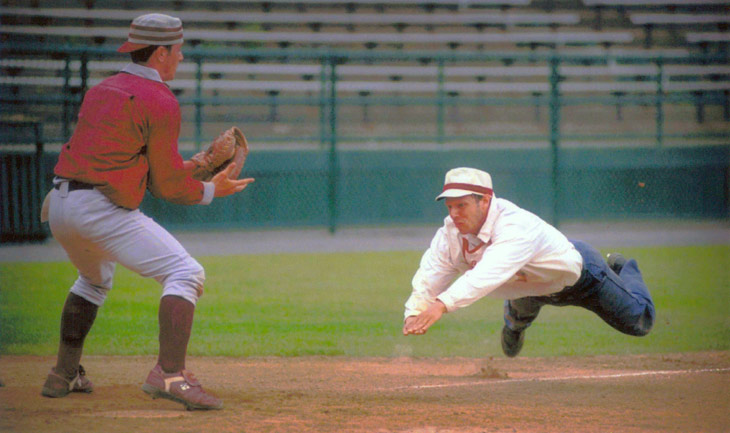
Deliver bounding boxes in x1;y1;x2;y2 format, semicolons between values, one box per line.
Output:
56;293;98;380
157;295;195;374
55;293;194;377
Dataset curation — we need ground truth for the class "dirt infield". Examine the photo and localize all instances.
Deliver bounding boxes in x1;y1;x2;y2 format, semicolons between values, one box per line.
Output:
1;352;728;433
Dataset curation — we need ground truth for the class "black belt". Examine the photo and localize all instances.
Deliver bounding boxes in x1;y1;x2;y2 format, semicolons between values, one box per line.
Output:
54;180;95;191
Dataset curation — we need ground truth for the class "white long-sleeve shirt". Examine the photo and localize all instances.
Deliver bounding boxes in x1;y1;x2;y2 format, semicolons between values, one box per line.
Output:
404;196;583;318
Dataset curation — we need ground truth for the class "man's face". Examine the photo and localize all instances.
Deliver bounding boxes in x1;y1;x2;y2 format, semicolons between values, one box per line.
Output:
157;43;183;81
444;195;490;235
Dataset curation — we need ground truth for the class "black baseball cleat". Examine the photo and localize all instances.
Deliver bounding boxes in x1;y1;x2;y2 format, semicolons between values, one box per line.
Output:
501;326;525;358
606;253;627;274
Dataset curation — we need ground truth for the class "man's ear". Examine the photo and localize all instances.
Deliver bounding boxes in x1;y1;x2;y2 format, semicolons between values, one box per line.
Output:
155;46;168;61
146;46;168;66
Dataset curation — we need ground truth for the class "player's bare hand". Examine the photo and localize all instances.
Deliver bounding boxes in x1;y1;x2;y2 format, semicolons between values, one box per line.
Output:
403;300;447;336
403;316;423;336
212;162;254;197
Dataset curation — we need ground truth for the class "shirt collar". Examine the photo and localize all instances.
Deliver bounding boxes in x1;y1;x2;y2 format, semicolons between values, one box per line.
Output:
452;194;498;247
121;63;163;83
476;194;498;244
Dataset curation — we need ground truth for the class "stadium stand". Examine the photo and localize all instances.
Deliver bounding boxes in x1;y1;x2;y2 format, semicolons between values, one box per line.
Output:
0;4;627;51
1;0;728;146
3;53;727;131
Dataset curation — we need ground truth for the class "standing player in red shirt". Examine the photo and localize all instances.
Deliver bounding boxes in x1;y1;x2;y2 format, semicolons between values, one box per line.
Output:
41;13;253;410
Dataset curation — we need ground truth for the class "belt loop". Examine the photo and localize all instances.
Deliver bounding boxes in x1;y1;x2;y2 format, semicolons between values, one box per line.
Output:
59;180;69;198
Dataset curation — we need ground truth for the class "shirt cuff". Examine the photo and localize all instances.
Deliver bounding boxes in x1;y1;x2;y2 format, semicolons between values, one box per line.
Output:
436;294;457;312
200;182;215;205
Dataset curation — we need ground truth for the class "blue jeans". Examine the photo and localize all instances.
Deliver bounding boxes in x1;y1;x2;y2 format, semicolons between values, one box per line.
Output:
504;240;655;337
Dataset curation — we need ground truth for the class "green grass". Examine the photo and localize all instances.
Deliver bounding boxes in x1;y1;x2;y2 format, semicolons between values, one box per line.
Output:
1;245;728;358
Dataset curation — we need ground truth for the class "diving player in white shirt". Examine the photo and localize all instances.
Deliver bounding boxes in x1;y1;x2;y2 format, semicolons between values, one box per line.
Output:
403;167;655;357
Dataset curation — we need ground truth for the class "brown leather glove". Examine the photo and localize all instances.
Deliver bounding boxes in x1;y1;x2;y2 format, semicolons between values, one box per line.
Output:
190;127;249;181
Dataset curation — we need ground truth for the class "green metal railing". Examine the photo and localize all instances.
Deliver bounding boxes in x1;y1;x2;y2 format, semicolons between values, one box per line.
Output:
2;43;728;147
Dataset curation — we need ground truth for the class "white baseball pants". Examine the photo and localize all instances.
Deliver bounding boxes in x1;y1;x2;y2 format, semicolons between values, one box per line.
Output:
48;181;205;306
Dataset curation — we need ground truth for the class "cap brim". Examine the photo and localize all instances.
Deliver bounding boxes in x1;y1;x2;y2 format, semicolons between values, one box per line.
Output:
117;41;151;53
435;189;477;201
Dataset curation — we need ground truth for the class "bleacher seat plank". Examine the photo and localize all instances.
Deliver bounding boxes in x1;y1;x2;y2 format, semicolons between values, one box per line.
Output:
150;0;533;5
1;7;579;26
584;0;729;6
686;32;730;43
4;73;727;94
0;25;635;46
5;58;727;80
630;13;730;25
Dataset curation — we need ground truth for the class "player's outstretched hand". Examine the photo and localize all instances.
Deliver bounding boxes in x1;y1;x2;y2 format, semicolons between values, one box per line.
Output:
403;316;425;336
403;300;447;336
212;162;254;197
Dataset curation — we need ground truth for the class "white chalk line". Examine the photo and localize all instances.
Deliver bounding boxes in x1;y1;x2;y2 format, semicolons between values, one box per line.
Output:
385;367;730;391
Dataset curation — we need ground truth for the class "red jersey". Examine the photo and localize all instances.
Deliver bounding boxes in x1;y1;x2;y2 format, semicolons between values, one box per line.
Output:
54;71;203;209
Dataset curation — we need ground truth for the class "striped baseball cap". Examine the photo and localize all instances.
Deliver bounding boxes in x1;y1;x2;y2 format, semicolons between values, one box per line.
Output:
436;167;493;201
117;13;184;53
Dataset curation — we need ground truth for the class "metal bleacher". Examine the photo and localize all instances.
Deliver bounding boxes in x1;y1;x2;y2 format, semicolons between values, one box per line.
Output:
1;0;728;149
0;4;630;51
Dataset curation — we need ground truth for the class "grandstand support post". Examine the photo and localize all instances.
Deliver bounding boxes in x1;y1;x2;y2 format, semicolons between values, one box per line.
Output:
62;56;71;141
437;59;446;146
79;51;89;97
319;59;328;149
548;56;561;228
655;59;664;148
327;57;339;234
195;57;203;151
33;122;45;238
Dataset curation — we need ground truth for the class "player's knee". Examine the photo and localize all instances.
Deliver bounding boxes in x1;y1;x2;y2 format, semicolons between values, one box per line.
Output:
162;260;205;305
70;277;110;306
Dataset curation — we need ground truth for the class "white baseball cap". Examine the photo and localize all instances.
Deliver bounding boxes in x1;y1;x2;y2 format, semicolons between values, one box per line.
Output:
118;13;184;53
435;167;493;201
